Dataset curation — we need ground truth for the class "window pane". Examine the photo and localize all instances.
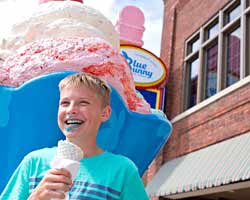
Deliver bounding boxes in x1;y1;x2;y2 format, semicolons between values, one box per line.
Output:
188;37;200;54
247;15;250;76
188;58;199;108
207;23;219;40
191;38;200;53
205;43;218;98
247;0;250;8
225;4;241;25
226;27;241;87
229;5;241;22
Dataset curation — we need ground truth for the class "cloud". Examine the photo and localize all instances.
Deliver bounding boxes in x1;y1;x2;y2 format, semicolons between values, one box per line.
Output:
144;18;163;56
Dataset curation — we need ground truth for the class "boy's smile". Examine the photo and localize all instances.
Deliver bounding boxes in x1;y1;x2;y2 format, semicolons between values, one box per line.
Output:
57;85;110;143
64;118;85;130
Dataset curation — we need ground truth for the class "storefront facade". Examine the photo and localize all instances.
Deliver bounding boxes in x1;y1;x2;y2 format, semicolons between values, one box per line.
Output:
146;0;250;199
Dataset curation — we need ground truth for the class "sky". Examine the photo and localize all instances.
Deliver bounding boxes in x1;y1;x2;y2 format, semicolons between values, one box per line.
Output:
0;0;164;56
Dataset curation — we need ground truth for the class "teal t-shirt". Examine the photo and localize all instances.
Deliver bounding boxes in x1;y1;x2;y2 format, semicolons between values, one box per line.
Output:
0;148;149;200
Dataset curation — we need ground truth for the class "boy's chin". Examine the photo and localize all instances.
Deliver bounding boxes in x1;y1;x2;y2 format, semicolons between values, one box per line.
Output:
63;130;79;139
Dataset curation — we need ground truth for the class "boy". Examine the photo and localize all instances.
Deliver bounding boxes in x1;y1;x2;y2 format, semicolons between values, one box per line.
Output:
0;73;149;200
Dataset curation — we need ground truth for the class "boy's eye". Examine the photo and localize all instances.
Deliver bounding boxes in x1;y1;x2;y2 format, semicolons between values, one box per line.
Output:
80;101;89;106
60;101;69;106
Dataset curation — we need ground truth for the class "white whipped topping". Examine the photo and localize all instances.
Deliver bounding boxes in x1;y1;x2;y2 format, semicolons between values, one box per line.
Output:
0;1;119;61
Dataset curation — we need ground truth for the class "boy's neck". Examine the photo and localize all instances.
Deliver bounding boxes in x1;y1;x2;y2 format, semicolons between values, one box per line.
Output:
67;138;103;158
82;144;104;158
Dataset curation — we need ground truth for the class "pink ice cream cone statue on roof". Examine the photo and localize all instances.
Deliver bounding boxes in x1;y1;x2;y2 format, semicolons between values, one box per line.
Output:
115;6;145;47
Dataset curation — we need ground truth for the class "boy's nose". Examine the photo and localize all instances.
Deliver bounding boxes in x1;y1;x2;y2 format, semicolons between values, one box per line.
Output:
67;103;78;114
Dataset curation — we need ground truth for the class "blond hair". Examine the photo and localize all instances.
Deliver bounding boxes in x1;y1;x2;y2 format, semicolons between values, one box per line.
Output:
59;73;111;107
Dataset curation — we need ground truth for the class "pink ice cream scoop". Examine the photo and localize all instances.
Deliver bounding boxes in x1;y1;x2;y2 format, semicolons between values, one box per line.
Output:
1;37;150;114
115;6;145;47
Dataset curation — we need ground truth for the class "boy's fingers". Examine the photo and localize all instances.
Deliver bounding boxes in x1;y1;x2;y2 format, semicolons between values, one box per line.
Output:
29;168;73;200
43;182;71;192
49;168;72;178
41;189;66;199
43;173;73;185
29;184;68;200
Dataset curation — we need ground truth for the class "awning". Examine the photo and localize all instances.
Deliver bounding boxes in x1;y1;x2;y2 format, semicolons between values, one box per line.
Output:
146;133;250;198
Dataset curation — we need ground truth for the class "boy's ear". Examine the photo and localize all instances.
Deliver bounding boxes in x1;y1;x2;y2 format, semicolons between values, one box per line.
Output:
101;105;111;122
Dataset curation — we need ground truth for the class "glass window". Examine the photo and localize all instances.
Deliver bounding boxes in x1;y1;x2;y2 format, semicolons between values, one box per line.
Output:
246;0;250;8
225;4;241;25
187;58;199;108
246;15;250;76
191;38;200;53
188;37;200;54
183;0;247;111
226;27;241;87
229;5;241;21
206;22;219;40
205;43;218;98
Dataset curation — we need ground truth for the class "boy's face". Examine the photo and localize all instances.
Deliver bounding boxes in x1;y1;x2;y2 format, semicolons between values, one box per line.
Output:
57;85;111;142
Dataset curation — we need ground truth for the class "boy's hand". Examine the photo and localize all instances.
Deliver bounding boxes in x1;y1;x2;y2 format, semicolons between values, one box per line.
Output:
28;168;73;200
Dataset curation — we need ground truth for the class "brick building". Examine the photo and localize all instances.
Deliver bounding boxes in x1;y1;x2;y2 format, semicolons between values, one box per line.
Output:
146;0;250;199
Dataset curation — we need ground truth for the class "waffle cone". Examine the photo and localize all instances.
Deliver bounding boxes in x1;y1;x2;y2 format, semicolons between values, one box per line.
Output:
57;140;83;161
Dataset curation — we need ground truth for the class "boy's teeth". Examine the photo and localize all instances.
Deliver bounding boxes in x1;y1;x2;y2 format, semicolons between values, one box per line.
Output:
66;119;83;124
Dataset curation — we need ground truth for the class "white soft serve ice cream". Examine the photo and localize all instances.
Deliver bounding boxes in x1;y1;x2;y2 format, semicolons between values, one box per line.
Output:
0;1;120;62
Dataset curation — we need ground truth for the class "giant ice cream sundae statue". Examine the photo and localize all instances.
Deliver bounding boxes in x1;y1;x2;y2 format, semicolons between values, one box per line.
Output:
0;0;172;193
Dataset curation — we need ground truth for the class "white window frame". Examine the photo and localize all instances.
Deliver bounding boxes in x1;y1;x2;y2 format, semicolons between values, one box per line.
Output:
180;0;250;116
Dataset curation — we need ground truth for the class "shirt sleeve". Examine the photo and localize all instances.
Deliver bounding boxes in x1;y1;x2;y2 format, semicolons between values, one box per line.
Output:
0;154;32;200
120;162;149;200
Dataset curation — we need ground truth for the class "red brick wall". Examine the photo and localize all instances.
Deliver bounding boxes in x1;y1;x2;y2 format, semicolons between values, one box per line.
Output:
146;0;250;199
146;150;163;182
164;84;250;161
